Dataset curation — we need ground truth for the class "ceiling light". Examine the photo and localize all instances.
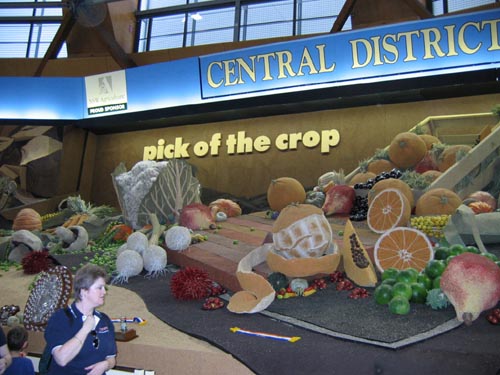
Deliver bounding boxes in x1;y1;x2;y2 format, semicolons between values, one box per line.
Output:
191;13;202;21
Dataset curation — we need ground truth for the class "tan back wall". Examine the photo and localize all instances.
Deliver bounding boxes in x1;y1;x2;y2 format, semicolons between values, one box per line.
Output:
90;93;500;208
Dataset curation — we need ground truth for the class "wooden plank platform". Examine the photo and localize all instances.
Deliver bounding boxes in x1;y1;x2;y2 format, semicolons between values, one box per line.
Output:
166;212;380;292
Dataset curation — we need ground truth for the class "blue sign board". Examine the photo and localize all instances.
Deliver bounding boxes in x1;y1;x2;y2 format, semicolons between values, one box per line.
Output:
0;8;498;122
199;8;500;98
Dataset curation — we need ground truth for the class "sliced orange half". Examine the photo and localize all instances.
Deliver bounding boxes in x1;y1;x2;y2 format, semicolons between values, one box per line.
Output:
367;188;411;234
374;227;434;273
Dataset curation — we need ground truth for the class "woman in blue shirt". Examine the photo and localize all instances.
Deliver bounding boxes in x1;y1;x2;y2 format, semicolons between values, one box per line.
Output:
44;264;117;375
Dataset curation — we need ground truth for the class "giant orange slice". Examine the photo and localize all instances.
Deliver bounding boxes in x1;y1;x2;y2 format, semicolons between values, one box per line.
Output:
374;227;434;273
367;188;411;234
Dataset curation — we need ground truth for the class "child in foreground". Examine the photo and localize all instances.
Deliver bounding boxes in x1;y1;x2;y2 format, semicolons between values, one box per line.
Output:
5;326;35;375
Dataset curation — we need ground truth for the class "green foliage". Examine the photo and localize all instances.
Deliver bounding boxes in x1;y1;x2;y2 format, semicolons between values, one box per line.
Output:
425;288;450;310
61;195;115;218
0;260;20;272
373;148;389;160
400;170;432;190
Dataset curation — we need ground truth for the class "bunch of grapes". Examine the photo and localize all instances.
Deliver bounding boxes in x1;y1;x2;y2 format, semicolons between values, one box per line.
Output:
353;168;403;190
410;215;451;239
349;195;368;221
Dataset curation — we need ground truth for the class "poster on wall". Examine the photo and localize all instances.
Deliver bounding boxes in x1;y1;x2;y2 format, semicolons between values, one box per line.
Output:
85;70;128;116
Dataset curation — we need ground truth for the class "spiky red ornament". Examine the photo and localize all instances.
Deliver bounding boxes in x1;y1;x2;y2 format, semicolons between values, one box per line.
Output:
21;251;53;275
170;267;213;300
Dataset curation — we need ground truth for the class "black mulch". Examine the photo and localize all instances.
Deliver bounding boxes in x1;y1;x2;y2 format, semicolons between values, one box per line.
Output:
264;283;457;345
117;272;500;375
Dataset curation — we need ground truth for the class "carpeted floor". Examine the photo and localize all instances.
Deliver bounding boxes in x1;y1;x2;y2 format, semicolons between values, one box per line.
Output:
117;271;500;375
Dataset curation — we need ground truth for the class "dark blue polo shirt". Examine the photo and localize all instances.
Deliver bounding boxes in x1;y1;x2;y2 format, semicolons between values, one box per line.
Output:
0;329;6;347
44;302;117;375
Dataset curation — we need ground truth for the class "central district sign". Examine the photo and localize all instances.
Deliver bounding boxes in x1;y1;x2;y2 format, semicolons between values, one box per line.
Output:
199;9;500;98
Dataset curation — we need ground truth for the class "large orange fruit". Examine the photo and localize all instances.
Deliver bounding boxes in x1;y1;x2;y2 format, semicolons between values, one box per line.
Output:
421;169;442;183
367;178;415;208
374;227;434;273
367;159;396;175
348;171;376;186
267;177;306;212
436;144;472;172
388;132;427;169
419;134;441;150
415;188;462;216
367;188;411;233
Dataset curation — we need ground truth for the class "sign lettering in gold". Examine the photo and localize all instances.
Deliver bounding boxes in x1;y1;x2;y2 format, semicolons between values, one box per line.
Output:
143;129;340;160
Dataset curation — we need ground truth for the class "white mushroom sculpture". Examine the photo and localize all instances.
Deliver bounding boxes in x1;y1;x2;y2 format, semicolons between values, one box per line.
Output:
54;226;89;252
8;230;43;263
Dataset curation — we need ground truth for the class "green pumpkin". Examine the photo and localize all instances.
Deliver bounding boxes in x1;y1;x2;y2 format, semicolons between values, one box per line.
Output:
267;272;289;292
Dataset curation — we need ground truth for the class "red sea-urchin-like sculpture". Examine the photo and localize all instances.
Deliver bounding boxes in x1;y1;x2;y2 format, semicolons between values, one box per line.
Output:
170;267;213;300
21;251;53;275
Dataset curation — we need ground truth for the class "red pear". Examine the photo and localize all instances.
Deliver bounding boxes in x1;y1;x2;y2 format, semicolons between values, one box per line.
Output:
441;252;500;325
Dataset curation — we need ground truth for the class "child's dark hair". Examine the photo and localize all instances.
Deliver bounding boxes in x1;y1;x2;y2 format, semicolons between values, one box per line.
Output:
7;325;29;352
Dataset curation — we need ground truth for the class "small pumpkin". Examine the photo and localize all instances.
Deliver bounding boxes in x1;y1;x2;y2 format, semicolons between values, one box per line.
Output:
267;177;306;212
367;159;396;175
388;132;427;169
415;188;462;216
468;201;494;214
367;178;415;208
12;208;42;231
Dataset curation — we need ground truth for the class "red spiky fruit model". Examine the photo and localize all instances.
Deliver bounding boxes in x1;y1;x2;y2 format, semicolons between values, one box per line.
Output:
170;267;213;300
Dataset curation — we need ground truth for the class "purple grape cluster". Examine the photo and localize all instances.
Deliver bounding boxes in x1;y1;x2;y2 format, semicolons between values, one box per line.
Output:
353;168;403;190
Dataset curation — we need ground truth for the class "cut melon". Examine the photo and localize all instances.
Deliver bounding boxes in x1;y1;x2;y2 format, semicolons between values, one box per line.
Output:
341;220;378;287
